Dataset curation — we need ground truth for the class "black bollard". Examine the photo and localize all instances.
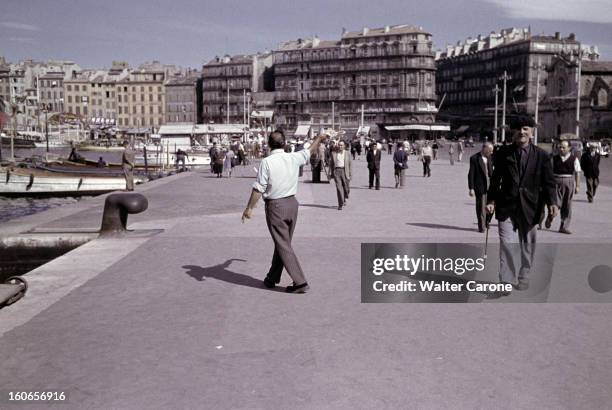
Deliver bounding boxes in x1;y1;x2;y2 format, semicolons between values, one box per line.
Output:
100;192;148;235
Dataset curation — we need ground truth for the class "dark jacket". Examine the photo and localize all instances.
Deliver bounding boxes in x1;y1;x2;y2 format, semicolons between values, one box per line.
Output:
468;152;493;195
366;148;381;170
580;151;600;179
487;143;557;226
393;149;408;170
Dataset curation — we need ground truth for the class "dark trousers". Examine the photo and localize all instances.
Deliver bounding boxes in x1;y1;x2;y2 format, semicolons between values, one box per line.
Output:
586;177;599;202
433;149;438;160
422;156;431;176
475;193;488;231
333;168;350;206
368;168;380;189
312;162;322;183
556;176;574;229
265;196;306;285
123;167;134;191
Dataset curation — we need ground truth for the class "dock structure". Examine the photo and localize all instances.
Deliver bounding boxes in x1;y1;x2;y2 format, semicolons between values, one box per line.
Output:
1;148;611;409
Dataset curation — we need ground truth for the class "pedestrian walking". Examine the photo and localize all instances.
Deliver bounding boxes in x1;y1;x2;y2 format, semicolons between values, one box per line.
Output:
121;140;135;191
458;140;464;162
241;130;328;293
468;143;493;232
581;143;600;203
366;141;381;190
449;142;455;165
421;141;433;177
547;140;581;234
432;141;439;160
486;115;558;295
224;148;235;178
209;142;218;173
393;142;408;188
213;149;225;178
330;140;351;210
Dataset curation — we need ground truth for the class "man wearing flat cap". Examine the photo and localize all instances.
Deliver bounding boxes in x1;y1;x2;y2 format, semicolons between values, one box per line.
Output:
486;115;559;295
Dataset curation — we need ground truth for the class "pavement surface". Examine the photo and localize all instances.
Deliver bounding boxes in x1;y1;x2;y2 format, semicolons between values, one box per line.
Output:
1;148;611;409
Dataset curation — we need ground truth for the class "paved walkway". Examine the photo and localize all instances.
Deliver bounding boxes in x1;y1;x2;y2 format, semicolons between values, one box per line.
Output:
1;148;611;409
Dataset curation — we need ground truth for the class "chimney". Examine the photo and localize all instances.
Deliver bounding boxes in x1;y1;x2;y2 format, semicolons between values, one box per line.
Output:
384;25;390;33
362;27;369;36
568;33;576;41
555;32;560;40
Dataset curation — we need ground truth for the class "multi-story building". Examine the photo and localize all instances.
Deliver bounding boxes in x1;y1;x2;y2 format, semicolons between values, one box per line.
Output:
39;71;65;113
539;59;612;140
274;24;439;140
165;74;198;124
64;70;94;119
116;69;165;130
202;53;273;124
435;28;599;139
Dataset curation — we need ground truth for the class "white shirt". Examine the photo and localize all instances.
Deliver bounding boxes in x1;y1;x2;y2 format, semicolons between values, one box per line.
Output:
421;146;433;157
333;150;345;167
560;153;582;173
482;156;488;167
253;148;310;199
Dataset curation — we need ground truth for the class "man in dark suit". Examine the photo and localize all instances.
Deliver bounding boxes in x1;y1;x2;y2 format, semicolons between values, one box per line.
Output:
366;141;381;190
468;142;494;232
486;115;559;294
581;143;601;203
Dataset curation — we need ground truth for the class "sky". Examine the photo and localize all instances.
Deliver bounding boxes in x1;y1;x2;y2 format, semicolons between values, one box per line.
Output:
1;0;611;69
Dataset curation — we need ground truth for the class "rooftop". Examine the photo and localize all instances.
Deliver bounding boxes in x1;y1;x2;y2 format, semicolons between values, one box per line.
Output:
342;24;430;39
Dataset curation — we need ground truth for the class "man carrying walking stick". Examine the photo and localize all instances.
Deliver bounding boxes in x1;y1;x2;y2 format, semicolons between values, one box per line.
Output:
486;115;558;296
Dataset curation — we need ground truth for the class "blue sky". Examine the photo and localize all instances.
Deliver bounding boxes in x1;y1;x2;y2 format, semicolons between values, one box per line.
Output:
1;0;611;69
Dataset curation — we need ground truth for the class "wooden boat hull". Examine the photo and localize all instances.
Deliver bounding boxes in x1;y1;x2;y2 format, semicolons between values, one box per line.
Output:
0;167;139;197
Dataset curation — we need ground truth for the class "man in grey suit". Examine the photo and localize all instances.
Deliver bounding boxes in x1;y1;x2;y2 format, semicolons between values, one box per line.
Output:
468;142;493;232
329;140;352;210
242;130;328;293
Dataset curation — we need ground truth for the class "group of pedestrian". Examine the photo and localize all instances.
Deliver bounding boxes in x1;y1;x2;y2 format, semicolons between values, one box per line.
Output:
465;114;601;297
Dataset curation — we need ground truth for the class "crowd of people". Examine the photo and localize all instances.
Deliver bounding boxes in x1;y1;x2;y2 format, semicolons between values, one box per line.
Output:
238;117;602;297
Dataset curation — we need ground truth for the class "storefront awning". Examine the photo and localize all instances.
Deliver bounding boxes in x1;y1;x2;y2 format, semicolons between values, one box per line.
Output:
385;124;450;132
294;124;311;137
385;125;430;131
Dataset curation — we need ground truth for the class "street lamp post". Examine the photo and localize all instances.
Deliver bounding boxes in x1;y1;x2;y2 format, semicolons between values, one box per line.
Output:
500;71;511;143
492;84;500;145
555;47;589;139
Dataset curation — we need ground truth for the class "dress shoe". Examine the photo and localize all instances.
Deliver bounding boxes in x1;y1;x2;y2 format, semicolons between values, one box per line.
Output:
559;227;572;234
286;282;309;293
263;277;276;289
337;206;342;210
544;215;553;229
478;228;484;233
376;187;380;190
514;280;529;291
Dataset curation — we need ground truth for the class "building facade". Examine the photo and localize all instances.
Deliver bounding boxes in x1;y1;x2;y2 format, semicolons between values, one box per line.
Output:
434;28;599;139
201;53;273;124
539;60;612;140
116;69;165;130
273;24;439;139
165;75;198;124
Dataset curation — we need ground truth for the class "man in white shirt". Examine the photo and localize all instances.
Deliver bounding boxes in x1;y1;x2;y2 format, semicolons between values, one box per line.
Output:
329;140;352;210
242;130;328;293
548;140;581;234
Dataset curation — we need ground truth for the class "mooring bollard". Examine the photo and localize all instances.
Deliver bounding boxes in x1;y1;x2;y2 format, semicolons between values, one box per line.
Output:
100;192;148;235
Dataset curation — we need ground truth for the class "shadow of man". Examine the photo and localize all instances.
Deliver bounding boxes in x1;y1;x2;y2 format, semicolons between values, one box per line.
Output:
183;259;283;291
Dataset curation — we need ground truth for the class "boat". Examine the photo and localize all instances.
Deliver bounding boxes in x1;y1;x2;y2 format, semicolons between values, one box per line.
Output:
33;140;73;149
0;133;38;148
0;166;143;197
